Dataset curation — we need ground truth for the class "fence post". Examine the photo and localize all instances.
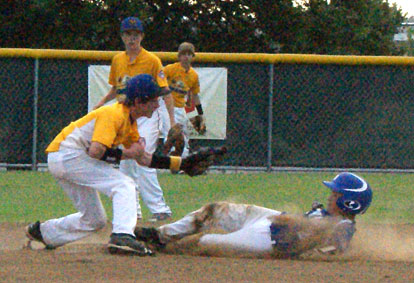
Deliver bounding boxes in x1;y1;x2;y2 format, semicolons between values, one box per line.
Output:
267;64;274;172
32;58;39;171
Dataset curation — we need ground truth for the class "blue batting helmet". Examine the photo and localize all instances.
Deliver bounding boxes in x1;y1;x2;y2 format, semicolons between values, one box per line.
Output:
323;172;373;215
124;74;161;104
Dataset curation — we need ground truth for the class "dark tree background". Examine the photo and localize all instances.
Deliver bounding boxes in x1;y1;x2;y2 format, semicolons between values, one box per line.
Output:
0;0;406;55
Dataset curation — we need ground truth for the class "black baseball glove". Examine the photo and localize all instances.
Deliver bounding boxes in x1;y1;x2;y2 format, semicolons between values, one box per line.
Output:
163;123;185;156
180;146;227;177
190;115;206;135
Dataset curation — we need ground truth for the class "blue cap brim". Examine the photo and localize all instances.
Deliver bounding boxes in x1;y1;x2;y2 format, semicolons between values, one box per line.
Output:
322;181;342;192
121;28;143;32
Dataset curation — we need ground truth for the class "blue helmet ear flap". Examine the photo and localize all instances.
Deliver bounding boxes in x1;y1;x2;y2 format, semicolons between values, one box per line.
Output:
323;172;373;215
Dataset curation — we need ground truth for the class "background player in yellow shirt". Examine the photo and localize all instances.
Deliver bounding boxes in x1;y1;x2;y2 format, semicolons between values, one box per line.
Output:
94;17;174;222
25;74;226;256
164;42;205;157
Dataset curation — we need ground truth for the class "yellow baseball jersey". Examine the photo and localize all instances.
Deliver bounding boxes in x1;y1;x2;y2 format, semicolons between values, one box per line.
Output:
164;63;200;108
109;48;168;97
46;102;139;153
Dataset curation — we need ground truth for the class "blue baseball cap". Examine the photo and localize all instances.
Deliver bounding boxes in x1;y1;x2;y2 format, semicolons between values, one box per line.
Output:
121;17;144;32
125;74;162;103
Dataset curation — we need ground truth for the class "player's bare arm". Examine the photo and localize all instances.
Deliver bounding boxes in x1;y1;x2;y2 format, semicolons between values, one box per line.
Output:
193;93;204;121
193;93;202;114
186;90;193;107
88;142;108;159
162;88;176;127
88;141;146;164
94;86;117;110
91;138;226;175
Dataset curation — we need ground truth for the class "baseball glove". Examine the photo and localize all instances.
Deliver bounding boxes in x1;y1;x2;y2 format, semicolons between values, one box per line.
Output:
180;146;227;177
163;123;185;156
190;115;206;135
269;214;338;258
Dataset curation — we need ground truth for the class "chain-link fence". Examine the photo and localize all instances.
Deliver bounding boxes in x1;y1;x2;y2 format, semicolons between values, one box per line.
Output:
2;49;414;171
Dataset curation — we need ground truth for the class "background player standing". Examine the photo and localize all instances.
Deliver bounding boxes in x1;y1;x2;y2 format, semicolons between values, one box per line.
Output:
135;172;373;258
94;17;174;222
164;42;204;157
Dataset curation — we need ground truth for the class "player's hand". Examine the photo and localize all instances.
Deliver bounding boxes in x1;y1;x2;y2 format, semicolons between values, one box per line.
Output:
199;116;206;133
124;139;146;160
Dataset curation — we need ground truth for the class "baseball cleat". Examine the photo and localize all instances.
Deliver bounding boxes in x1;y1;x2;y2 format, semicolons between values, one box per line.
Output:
108;233;153;256
134;227;166;250
25;221;55;249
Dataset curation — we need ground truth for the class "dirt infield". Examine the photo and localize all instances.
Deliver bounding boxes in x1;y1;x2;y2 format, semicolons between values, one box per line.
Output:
1;222;414;282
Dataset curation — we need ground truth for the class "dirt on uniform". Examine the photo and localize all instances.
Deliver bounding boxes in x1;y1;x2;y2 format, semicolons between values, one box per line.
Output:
1;222;413;282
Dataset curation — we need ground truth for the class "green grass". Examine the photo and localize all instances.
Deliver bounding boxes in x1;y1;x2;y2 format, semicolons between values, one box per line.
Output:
1;171;413;224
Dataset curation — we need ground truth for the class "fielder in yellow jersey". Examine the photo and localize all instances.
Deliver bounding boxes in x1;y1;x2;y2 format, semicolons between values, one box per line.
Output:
27;75;164;256
164;61;199;108
164;42;204;157
46;102;140;153
108;48;168;101
25;74;223;256
94;17;174;222
95;17;171;111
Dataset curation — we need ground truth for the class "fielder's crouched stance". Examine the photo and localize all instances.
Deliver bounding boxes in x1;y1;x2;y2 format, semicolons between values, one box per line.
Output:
135;173;373;258
25;74;225;256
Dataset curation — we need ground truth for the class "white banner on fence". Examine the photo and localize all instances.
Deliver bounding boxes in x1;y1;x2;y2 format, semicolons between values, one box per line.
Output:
88;65;227;140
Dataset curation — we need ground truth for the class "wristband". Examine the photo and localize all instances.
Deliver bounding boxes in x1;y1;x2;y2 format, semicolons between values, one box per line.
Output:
150;155;182;172
101;148;123;164
196;104;204;115
150;155;170;169
169;156;182;172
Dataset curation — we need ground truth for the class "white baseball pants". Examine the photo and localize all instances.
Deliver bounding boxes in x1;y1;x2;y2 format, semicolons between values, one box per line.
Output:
158;202;282;253
120;99;171;215
173;107;191;157
41;148;138;247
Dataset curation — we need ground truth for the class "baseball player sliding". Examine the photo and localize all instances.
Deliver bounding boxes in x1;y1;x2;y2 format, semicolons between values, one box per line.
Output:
135;172;373;258
25;74;226;256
